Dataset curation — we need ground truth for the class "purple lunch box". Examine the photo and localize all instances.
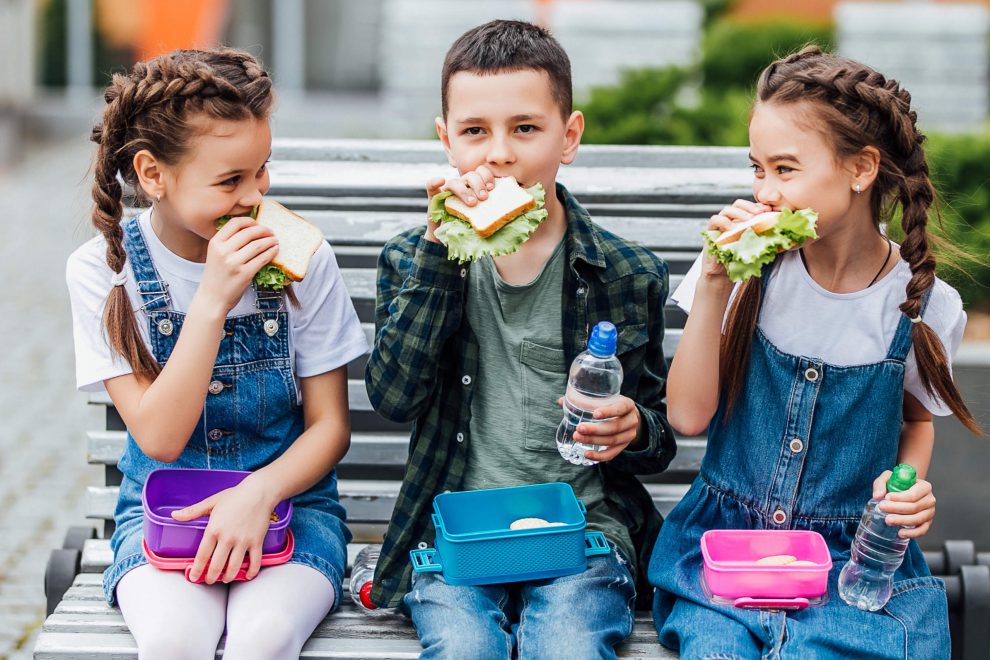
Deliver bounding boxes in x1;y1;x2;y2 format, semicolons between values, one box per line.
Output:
142;468;292;558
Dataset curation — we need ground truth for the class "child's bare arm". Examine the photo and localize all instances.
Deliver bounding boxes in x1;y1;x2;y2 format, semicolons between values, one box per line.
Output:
175;367;350;583
105;218;276;462
871;392;937;539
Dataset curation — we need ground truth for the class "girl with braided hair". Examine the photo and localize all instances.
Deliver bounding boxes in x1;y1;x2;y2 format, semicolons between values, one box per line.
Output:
648;46;980;659
66;48;366;658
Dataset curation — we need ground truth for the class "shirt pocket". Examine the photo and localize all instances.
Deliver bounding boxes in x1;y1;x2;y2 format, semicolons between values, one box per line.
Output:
519;340;568;452
616;323;649;356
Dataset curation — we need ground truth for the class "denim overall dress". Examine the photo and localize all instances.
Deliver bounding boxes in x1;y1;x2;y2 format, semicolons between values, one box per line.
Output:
649;272;949;659
102;217;351;606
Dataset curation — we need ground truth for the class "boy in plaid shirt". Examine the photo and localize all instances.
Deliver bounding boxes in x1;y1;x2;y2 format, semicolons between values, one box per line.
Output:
365;19;676;657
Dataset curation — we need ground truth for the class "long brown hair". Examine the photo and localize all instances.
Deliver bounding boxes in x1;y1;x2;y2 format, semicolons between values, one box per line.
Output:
91;48;274;382
720;45;982;435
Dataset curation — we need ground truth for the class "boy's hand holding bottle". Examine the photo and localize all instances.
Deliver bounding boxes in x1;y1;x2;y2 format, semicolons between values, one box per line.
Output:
171;474;280;583
871;469;936;538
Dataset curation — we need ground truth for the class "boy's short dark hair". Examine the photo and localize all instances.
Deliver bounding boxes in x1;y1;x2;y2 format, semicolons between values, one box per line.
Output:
441;19;572;119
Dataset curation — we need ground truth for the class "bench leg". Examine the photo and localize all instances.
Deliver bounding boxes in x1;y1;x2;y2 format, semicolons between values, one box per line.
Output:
44;526;97;616
959;564;990;660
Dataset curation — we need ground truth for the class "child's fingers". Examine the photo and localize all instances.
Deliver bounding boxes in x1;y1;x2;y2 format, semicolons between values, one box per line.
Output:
188;534;217;583
886;506;935;529
583;429;638;462
243;245;280;275
205;540;232;584
872;471;892;500
730;199;770;214
442;179;478;206
213;215;255;239
245;545;263;580
475;166;497;189
426;176;447;198
708;215;733;233
886;480;933;503
221;223;273;252
235;235;279;266
223;545;248;583
172;493;218;521
591;398;635;422
462;171;490;200
880;493;936;517
899;521;932;539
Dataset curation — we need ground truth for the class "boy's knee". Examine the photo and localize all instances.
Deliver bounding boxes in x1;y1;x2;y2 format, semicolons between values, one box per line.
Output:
420;631;511;660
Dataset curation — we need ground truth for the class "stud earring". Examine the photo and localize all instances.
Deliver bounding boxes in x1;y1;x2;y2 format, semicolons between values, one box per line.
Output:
853;183;862;194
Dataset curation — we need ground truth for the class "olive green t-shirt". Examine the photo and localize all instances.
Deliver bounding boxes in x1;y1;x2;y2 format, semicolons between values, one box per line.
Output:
462;240;634;568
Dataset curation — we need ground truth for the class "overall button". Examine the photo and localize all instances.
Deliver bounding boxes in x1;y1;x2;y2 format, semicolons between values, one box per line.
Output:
156;318;174;336
804;367;820;382
772;508;787;525
207;428;223;441
208;380;224;395
461;375;472;386
789;438;804;453
263;319;279;336
455;432;465;443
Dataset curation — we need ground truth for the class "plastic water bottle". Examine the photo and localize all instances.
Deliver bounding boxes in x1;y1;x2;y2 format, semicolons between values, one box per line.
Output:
838;464;917;611
350;544;381;611
556;321;623;466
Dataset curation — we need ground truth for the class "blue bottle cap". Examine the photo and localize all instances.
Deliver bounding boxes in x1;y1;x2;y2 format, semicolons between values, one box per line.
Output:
587;322;617;357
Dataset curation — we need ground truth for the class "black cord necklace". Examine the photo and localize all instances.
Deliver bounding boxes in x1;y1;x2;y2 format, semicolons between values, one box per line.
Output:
799;238;893;289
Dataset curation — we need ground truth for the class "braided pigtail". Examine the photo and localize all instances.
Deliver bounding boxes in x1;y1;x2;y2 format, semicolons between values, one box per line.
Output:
91;69;161;381
90;49;275;381
753;46;982;435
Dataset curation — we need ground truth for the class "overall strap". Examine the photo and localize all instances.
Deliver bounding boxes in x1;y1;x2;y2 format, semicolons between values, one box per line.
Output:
887;288;933;362
254;283;284;311
121;216;171;312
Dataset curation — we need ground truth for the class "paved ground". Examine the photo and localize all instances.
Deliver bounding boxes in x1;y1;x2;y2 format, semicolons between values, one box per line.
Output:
0;136;103;660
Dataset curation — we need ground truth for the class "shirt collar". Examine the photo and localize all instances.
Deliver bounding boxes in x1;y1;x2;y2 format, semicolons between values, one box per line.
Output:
557;182;607;270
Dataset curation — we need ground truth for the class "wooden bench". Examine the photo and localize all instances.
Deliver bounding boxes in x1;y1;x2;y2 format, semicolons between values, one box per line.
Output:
38;140;990;659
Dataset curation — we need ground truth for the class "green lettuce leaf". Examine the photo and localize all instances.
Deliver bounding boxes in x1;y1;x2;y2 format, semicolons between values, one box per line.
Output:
430;184;548;264
215;206;288;289
702;208;818;283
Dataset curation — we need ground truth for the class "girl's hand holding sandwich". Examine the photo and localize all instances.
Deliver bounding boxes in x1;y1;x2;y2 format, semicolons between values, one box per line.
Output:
559;395;644;462
701;200;773;280
200;216;277;312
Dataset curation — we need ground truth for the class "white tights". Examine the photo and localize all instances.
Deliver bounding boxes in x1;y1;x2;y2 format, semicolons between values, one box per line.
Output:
116;563;336;660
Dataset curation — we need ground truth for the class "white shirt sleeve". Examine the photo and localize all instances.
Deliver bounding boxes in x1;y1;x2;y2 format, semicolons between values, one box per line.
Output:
903;280;968;416
671;253;703;314
65;238;144;391
290;241;369;378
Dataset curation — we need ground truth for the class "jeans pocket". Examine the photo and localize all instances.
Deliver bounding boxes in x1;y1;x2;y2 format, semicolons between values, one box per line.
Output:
882;576;950;660
519;340;568;452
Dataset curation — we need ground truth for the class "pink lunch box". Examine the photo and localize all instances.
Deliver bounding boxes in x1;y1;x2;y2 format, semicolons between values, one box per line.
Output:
700;529;832;610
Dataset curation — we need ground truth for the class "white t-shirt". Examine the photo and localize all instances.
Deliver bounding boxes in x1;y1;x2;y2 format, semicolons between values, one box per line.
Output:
66;209;368;394
672;250;966;416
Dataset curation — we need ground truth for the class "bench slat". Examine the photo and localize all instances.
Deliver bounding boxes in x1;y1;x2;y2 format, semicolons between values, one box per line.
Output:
85;482;691;525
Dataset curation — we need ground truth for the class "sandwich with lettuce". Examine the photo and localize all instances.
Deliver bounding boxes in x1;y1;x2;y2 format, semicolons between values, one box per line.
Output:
428;176;548;263
703;208;818;283
215;200;324;290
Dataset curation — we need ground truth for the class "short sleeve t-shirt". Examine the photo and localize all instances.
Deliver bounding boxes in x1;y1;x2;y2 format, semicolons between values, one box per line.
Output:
66;209;368;393
672;249;966;416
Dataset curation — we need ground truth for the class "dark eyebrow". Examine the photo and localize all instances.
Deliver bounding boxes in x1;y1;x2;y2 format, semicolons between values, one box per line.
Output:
215;154;271;180
750;151;799;163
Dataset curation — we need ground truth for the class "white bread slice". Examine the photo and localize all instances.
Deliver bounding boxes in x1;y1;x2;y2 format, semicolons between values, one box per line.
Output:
444;176;537;238
714;211;780;247
255;199;325;281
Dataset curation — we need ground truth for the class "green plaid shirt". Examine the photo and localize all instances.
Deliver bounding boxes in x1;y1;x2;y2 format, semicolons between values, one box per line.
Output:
365;184;676;608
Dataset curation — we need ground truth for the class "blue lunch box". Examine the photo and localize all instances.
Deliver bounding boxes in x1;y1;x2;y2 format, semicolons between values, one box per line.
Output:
409;482;610;586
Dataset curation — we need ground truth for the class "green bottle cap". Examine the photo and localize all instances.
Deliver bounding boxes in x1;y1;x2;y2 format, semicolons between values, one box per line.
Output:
886;464;917;493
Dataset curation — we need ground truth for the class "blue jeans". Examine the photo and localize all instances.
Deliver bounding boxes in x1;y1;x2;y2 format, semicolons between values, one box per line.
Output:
404;546;636;659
